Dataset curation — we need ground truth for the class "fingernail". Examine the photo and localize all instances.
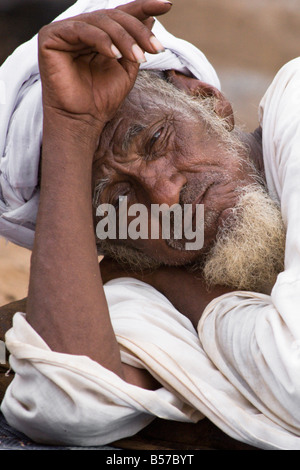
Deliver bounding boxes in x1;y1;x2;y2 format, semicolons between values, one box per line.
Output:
111;44;122;59
149;36;165;53
132;44;147;64
156;0;173;4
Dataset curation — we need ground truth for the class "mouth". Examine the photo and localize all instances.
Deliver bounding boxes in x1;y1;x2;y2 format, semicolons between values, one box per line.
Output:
165;184;215;252
194;182;215;207
190;182;215;228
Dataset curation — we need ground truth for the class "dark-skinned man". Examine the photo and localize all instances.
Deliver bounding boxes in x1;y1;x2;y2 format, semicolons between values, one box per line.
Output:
1;0;300;450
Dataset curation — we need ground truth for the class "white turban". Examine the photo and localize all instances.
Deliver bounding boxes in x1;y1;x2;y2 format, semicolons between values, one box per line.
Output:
0;0;220;250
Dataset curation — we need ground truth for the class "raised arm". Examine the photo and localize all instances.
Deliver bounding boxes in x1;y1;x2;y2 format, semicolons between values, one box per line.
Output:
26;0;171;381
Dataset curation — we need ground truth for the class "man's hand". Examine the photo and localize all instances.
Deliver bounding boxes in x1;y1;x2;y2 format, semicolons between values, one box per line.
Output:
38;0;172;129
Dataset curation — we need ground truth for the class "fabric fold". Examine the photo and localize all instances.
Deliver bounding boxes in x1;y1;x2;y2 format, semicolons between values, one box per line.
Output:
3;279;300;449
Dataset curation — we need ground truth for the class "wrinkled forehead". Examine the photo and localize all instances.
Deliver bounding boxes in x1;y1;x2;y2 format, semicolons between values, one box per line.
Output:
98;73;183;150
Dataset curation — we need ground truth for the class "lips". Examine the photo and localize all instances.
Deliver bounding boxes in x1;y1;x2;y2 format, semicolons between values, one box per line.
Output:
166;181;215;248
190;183;214;222
198;182;216;205
180;184;209;237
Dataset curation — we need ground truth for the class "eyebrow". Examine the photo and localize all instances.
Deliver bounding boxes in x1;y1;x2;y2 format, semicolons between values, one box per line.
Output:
93;177;111;207
122;123;146;152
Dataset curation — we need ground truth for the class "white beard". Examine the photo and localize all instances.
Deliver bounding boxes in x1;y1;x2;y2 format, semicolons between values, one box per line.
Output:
201;184;286;294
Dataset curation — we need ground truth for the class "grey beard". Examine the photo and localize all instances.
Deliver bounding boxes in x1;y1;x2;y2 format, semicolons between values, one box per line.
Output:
197;184;286;294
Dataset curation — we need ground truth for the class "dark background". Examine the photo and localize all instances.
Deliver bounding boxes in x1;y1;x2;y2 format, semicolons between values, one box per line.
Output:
0;0;299;304
0;0;73;65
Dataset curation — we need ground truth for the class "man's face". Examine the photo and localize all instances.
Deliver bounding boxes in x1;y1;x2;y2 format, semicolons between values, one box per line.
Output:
92;73;257;267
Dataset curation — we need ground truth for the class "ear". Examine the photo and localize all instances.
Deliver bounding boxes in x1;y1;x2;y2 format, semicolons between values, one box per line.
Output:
165;70;235;131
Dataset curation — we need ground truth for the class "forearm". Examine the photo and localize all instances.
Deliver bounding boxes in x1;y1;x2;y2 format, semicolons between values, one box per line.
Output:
27;110;124;376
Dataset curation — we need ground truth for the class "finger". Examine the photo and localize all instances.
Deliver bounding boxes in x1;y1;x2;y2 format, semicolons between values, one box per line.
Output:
106;10;165;55
82;12;164;63
39;20;123;62
143;17;155;31
116;0;172;22
77;15;143;63
40;2;170;63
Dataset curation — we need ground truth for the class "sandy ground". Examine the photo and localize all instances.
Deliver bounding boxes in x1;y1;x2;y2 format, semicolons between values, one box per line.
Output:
0;0;299;306
0;240;31;306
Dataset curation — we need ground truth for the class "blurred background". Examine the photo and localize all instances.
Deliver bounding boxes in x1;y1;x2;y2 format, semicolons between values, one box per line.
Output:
0;0;299;305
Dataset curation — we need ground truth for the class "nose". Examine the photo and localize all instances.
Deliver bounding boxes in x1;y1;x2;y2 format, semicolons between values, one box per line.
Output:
136;163;187;207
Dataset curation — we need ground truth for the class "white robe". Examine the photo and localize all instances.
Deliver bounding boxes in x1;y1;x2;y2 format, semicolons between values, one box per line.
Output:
2;58;300;449
199;56;300;446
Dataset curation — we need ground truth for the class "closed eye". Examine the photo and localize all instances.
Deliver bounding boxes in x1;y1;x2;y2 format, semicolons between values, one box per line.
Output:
113;194;128;210
149;128;163;149
110;185;132;211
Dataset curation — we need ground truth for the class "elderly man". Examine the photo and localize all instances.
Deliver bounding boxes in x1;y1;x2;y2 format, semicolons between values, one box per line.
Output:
1;0;300;450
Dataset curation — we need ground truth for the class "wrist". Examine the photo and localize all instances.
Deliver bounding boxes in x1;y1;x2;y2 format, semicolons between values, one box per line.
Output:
42;105;104;152
40;106;103;195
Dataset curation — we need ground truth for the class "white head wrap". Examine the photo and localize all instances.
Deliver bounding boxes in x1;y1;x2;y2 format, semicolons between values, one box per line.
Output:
0;0;220;249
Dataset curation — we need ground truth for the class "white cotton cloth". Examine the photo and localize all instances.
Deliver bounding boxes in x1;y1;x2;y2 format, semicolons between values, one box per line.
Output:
3;57;300;450
198;57;300;446
0;0;220;250
3;280;300;449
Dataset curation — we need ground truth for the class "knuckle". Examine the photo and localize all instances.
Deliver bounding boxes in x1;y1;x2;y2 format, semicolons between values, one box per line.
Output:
105;8;124;18
38;23;52;42
70;20;85;33
106;8;136;26
89;10;111;23
38;26;55;51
